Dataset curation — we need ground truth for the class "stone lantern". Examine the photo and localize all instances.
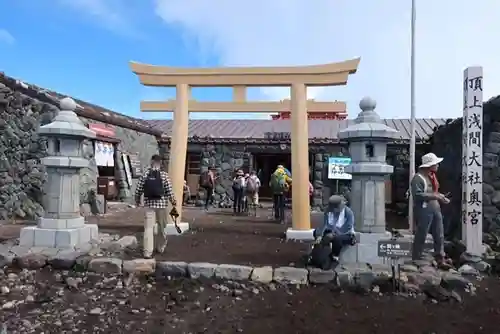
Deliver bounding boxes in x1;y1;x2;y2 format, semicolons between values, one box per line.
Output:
20;97;99;248
337;97;399;264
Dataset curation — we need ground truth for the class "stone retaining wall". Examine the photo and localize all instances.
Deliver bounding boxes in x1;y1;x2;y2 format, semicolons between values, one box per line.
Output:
428;97;500;238
0;75;159;221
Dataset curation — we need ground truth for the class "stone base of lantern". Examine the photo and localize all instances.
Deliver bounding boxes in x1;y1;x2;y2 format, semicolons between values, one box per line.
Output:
19;218;98;248
156;222;191;235
339;231;392;265
285;228;315;241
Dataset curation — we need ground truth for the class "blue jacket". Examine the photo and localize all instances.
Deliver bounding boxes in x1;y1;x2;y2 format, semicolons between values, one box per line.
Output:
317;206;355;236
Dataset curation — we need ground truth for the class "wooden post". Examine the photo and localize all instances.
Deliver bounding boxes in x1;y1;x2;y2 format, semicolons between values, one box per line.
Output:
290;83;310;230
167;83;190;224
233;85;247;102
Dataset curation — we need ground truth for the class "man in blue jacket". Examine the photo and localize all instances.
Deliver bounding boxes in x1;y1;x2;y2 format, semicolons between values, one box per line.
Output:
314;195;356;260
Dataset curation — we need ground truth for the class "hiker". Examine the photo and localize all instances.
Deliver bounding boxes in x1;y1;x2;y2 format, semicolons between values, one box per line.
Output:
134;154;177;259
313;195;356;262
242;173;250;213
232;169;245;214
410;152;452;269
183;180;191;205
199;167;216;211
246;170;261;213
270;165;292;221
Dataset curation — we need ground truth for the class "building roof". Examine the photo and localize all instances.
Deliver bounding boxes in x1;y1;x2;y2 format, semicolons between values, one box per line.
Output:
147;118;449;143
0;72;163;137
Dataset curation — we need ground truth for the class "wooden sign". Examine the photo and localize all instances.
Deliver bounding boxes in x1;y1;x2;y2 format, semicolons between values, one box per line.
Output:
264;131;291;140
128;153;143;178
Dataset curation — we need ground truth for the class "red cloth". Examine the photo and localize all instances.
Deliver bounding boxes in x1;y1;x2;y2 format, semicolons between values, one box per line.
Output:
429;171;439;192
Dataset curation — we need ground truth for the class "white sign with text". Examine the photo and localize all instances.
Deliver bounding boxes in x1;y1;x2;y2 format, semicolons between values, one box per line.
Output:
462;66;483;256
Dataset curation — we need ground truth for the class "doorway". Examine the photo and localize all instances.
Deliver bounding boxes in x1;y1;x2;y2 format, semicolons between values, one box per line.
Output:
254;153;292;199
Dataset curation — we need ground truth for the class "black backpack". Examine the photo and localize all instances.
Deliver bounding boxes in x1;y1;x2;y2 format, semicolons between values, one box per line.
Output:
143;170;164;199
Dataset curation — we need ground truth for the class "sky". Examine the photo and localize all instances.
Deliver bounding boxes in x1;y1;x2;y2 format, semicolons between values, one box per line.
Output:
0;0;498;120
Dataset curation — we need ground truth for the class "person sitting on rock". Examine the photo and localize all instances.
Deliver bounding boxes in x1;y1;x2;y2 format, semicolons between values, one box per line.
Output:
410;152;452;270
313;195;356;262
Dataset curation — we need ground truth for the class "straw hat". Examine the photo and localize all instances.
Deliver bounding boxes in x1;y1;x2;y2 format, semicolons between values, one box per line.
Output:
419;153;443;168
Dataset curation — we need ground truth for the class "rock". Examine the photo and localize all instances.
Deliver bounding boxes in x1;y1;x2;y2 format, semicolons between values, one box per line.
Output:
187;262;217;279
308;268;335;284
74;255;93;270
401;264;419;272
49;250;87;269
156;261;188;277
89;307;103;315
469;260;491;273
123;259;156;274
458;264;480;276
407;272;441;287
2;301;15;310
441;272;472;290
0;250;13;267
355;271;378;291
15;253;47;269
214;264;253;281
273;267;308;285
88;257;123;274
250;266;273;283
460;252;482;263
336;270;354;288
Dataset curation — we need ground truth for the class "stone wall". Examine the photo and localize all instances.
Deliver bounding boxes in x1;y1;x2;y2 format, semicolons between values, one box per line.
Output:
198;144;252;207
0;74;160;221
428;97;500;238
157;141;410;211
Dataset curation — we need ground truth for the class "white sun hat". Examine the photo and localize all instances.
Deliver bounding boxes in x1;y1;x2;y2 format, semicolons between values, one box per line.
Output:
419;152;443;168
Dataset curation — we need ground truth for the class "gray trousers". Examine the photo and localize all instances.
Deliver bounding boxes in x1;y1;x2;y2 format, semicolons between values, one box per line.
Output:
412;204;445;260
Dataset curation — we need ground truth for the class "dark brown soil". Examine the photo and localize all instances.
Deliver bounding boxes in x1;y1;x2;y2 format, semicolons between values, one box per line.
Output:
1;267;499;334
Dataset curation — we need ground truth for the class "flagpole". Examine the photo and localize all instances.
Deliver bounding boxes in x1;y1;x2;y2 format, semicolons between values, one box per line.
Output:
408;0;417;234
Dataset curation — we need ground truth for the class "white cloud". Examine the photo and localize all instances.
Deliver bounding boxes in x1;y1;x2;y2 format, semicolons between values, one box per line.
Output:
154;0;500;119
0;29;15;45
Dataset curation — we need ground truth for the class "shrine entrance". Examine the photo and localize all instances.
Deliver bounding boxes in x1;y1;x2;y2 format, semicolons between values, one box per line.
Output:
129;58;360;239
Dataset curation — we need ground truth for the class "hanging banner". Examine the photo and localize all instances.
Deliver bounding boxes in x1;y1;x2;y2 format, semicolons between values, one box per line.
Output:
95;141;115;167
328;157;352;180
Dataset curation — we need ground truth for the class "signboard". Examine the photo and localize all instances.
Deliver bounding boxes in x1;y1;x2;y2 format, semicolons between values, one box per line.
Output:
264;132;291;140
328;157;351;180
89;123;115;138
378;240;412;258
378;239;433;258
462;66;483;256
128;153;143;178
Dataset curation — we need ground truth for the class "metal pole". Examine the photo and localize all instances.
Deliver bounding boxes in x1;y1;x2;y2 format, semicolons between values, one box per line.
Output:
408;0;417;234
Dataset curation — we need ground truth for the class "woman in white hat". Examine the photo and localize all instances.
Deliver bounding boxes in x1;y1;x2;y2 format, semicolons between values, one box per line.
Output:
410;153;452;269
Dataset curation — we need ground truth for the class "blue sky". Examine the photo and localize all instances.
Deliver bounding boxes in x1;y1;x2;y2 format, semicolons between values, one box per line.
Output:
1;0;499;120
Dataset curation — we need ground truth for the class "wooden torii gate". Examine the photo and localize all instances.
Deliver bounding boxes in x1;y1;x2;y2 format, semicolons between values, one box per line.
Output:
129;58;359;239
